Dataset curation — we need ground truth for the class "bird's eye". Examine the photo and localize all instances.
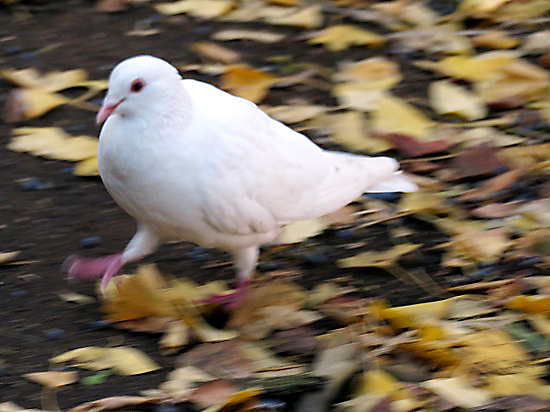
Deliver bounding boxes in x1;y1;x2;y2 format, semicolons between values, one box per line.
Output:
130;79;145;93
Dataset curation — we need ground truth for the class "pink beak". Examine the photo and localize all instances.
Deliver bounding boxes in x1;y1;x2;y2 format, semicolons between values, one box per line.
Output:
96;99;123;125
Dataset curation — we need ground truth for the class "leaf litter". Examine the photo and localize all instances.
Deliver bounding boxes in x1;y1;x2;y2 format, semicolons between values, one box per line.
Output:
2;0;550;410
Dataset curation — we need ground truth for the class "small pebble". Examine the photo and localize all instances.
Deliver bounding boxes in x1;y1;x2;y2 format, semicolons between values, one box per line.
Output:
153;405;181;412
302;252;328;265
258;261;286;272
3;45;22;56
10;289;28;299
60;166;75;174
20;51;37;61
185;247;210;262
19;177;54;191
80;236;103;248
335;228;355;238
89;320;110;331
366;192;401;202
44;328;65;340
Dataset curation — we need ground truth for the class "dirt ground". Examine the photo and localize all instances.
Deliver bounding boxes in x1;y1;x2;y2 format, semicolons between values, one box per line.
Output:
0;2;545;409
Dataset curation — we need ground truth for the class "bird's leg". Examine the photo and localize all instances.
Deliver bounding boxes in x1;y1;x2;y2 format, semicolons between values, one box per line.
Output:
65;225;160;291
198;247;258;307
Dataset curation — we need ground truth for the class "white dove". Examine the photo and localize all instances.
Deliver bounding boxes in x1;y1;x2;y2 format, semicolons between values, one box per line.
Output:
66;55;416;304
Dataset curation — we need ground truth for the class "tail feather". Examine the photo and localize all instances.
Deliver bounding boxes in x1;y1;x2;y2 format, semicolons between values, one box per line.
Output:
366;171;417;193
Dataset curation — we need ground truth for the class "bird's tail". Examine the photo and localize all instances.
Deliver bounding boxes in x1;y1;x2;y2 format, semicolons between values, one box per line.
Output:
366;170;417;193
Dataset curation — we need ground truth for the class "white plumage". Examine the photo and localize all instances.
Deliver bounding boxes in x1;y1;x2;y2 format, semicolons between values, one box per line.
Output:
67;55;416;300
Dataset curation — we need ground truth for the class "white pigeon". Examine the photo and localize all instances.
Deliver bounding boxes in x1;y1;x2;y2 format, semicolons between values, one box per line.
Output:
66;55;417;303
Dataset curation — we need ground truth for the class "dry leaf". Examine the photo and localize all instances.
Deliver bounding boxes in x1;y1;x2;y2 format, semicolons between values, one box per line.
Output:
262;104;328;124
212;29;285;43
308;25;385;51
371;95;433;139
191;42;241;64
0;251;20;265
70;396;159;412
24;371;78;388
221;65;278;103
376;132;452;157
472;30;520;49
450;144;503;180
189;380;239;409
429;80;487;121
423;376;492;408
0;68;88;92
264;5;323;29
160;321;189;354
154;0;235;18
334;57;402;86
51;346;160;375
338;243;421;268
278;218;327;243
4;88;68;122
328;111;392;153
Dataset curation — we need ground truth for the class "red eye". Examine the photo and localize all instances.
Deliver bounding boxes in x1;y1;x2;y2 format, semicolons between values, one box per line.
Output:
130;78;145;93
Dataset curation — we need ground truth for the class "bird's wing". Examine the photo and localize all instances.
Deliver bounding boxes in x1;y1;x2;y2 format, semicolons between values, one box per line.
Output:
182;80;401;235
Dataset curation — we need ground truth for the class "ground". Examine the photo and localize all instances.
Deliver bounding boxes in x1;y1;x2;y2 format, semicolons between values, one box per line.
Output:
0;1;547;410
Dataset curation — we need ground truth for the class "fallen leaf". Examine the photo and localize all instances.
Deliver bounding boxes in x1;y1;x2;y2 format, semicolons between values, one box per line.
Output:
449;144;503;180
70;396;159;412
189;380;239;409
328;111;393;153
472;30;520;49
334;57;402;86
191;42;241;64
4;88;68;122
279;218;327;243
51;346;160;375
262;104;328;124
160;320;189;354
0;67;88;92
0;251;20;265
429;80;487;121
212;29;285;43
371;95;433;139
57;291;95;305
338;243;421;268
154;0;235;18
308;25;385;51
221;65;278;103
423;376;492;408
376;132;453;157
24;371;78;388
264;5;323;29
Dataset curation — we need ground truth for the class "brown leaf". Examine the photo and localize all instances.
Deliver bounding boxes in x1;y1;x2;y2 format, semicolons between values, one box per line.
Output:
96;0;128;12
191;42;241;64
456;169;525;202
189;380;238;409
269;326;320;357
70;396;159;412
449;144;504;180
375;132;453;157
470;201;521;219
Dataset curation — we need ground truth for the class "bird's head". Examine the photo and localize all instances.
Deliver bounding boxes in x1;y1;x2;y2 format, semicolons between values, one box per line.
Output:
96;55;182;125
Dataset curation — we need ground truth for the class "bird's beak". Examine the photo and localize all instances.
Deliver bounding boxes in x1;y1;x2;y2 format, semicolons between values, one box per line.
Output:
96;98;124;125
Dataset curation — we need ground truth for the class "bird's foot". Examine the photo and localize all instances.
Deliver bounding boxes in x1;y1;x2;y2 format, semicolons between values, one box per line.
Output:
64;253;123;291
197;278;250;309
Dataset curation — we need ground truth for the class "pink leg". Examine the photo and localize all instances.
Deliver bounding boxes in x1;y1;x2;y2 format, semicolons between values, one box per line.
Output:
64;253;123;290
196;278;251;308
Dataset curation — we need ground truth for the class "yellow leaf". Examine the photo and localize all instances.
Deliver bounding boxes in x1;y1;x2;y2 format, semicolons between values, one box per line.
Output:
7;88;68;120
358;369;401;397
309;25;385;52
212;29;285;43
221;65;277;103
371;95;433;139
475;58;550;104
74;157;99;177
332;83;387;112
108;347;161;375
471;30;520;49
9;127;98;162
0;68;88;92
202;388;262;412
278;218;327;244
458;0;510;16
423;377;492;408
486;373;550;399
24;371;78;388
160;321;189;354
265;5;323;29
338;243;421;268
429;80;487;121
507;295;550;314
262;104;328;124
328;111;392;153
334;57;402;86
418;51;518;82
51;346;160;375
154;0;235;18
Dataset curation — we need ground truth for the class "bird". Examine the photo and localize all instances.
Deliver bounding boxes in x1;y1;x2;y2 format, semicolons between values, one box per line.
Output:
65;55;417;304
